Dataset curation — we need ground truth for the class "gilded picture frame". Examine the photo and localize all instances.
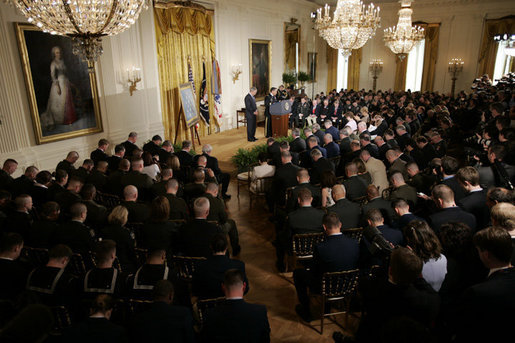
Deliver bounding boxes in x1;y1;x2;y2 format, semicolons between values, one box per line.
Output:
15;23;102;144
308;52;318;82
249;39;271;101
179;82;200;128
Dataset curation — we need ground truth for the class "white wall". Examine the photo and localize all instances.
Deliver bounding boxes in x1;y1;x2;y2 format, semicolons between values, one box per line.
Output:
0;5;163;177
358;0;515;93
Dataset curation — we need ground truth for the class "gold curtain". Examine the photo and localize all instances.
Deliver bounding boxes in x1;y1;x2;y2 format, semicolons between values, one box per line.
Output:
394;57;408;91
347;48;362;90
326;44;338;91
478;16;515;78
416;22;440;92
154;6;216;143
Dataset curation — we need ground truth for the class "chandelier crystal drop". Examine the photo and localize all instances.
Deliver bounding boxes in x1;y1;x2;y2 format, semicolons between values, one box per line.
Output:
314;0;381;57
383;0;424;60
10;0;149;66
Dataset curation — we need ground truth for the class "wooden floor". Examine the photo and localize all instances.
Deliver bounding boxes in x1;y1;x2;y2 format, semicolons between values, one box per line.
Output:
200;126;357;342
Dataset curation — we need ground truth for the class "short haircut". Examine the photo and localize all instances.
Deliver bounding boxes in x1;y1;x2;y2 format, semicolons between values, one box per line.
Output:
70;202;87;219
389;247;423;285
250;86;257;92
307;136;317;145
152;135;162;142
166;178;179;190
96;161;108;170
14;194;31;209
350;140;361;149
40;201;60;218
95;239;116;264
210;234;228;253
182;140;192;149
98;138;109;147
162;140;172;148
390;171;405;184
473;226;513;263
323;212;340;229
128;132;138;138
297;168;309;180
297;187;312;202
223;269;245;289
366;208;383;223
123;185;138;199
114;144;125;154
366;184;379;198
490;202;515;230
150;196;170;222
310;149;322;158
202;144;213;154
55;169;68;183
456;166;479;186
489;144;507;161
392;198;409;210
345;162;357;175
206;182;219;193
0;232;23;253
194;197;210;216
36;171;52;185
281;151;292;159
81;183;96;200
153;280;174;300
48;244;73;259
3;159;18;167
432;184;454;203
161;168;173;179
193;168;205;182
131;158;144;168
279;141;289;150
90;294;114;314
359;133;371;142
82;159;94;167
441;156;459;175
108;205;128;226
119;159;130;170
490;102;504;114
402;220;442;262
487;187;513;204
292;128;300;137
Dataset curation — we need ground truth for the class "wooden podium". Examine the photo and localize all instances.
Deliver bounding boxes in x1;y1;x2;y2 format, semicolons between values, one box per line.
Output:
270;100;292;138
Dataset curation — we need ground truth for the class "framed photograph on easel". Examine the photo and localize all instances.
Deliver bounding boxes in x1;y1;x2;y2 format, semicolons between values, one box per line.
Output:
179;83;200;128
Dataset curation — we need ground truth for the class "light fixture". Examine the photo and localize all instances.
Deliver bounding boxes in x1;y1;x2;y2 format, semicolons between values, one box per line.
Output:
231;64;243;83
384;0;424;60
369;59;383;91
9;0;149;68
314;0;381;57
127;67;142;96
494;33;515;57
448;58;463;98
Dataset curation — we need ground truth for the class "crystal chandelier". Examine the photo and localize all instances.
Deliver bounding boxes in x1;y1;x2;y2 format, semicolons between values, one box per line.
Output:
314;0;381;57
384;0;424;60
9;0;149;66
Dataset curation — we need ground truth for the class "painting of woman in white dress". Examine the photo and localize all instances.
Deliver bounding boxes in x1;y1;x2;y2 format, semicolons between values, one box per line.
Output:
15;23;102;144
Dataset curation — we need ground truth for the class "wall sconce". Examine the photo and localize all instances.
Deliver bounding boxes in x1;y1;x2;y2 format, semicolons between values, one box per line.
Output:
127;66;142;96
369;59;383;92
231;64;242;83
448;58;464;98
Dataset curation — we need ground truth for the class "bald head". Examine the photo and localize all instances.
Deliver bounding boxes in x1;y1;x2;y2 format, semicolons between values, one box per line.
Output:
432;184;455;208
332;184;346;201
131;158;144;171
193;197;210;218
123;185;138;201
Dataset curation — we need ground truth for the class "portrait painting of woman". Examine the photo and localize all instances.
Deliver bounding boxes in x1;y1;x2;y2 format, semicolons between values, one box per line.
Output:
15;23;102;144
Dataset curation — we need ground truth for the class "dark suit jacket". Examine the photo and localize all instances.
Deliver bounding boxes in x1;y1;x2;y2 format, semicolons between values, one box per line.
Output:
339;137;351;155
343;175;368;201
11;175;35;197
86;170;107;192
205;193;228;224
130;301;195;343
140;221;179;253
390;184;418;207
429;207;477;233
290;137;307;153
441;176;467;202
120;171;153;197
56;160;76;177
287;183;321;212
201;299;270;343
314;130;326;143
264;94;276;118
52;220;95;255
100;224;137;272
121;201;150;223
327;198;361;229
163;193;189;220
312;234;360;282
287;206;325;235
3;211;33;239
176;150;193;167
193;255;248;299
458;189;490;229
107;155;123;172
0;169;14;192
361;197;394;226
82;200;107;230
29;184;49;208
183;183;207;203
122;141;139;159
90;149;108;164
63;317;128;343
0;258;29;300
393;212;422;230
310;158;334;185
106;170;127;196
143;141;161;157
194;153;222;176
272;163;300;205
47;183;66;201
324;141;340;159
27;219;59;249
363;143;379;159
179;219;223;257
325;126;340;142
245;93;257;116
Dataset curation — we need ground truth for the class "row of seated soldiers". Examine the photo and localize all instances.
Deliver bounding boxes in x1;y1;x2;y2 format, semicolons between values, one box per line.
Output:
0;231;268;342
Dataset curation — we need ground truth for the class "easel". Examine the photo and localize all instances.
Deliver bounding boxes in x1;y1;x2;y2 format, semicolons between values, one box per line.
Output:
173;103;202;150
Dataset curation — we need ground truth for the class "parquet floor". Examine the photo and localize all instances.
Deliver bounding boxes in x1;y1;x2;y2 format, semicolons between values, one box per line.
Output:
199;126;358;342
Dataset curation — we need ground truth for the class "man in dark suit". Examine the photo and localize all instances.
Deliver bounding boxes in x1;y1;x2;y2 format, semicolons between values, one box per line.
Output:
266;138;281;166
184;168;209;203
290;128;306;153
323;133;340;159
107;144;125;172
120;158;154;201
90;138;109;166
56;151;79;177
130;280;194;343
163;179;188;220
287;168;321;212
54;177;83;218
81;184;107;231
86;161;108;192
194;144;231;199
359;133;379;159
193;234;248;299
73;159;94;184
293;213;360;321
389;172;418;208
287;188;325;235
323;119;340;142
264;87;278;138
30;170;52;208
143;135;163;157
0;158;17;192
343;162;368;202
395;125;411;151
121;131;139;159
0;232;29;301
456;227;515;343
158;140;175;166
364;208;404;248
3;194;34;239
429;184;477;233
415;136;437;169
121;185;150;223
339;128;352;156
47;169;68;201
361;185;394;226
11;166;38;197
51;202;95;256
201;269;270;343
309;149;334;185
27;201;60;249
270;151;300;208
456;166;490;229
312;123;326;143
179;197;223;258
106;159;130;196
392;198;423;229
277;141;299;166
440;156;467;202
327;184;361;229
245;87;258;142
176;140;194;167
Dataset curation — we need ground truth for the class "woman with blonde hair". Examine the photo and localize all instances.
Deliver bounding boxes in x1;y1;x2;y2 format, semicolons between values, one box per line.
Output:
101;205;137;272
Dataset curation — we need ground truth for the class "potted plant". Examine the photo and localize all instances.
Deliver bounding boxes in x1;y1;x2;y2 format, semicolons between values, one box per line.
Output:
282;72;296;88
297;71;311;88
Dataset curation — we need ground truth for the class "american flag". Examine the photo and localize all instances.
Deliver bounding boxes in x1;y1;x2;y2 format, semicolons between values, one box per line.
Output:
188;62;196;94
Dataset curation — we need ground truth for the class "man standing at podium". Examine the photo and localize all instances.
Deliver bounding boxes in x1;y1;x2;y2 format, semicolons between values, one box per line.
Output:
244;87;258;142
264;87;278;138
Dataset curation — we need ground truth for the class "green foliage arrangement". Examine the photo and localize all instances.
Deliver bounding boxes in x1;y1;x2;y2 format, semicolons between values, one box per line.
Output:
282;72;296;87
173;143;197;156
297;71;311;85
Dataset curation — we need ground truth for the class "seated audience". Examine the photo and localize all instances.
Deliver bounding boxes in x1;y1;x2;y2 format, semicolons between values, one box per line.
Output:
388;171;418;208
327;184;361;229
52;202;96;256
361;185;394;226
0;233;28;301
342;162;368;201
140;196;178;255
122;132;139;159
121;185;150;223
81;184;107;231
456;166;490;229
429;184;477;233
27;201;60;249
2;194;34;239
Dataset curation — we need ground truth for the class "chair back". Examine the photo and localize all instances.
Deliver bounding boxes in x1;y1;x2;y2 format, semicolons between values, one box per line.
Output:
341;228;364;243
94;191;120;209
88;250;123;272
251;175;273;195
127;299;153;315
171;256;207;281
50;305;72;333
134;248;148;267
321;269;360;300
66;253;87;276
197;297;226;326
329;156;341;168
22;247;49;267
292;232;325;260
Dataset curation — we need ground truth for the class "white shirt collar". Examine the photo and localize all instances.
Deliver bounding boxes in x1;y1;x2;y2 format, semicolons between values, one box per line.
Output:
226;297;243;300
488;266;510;277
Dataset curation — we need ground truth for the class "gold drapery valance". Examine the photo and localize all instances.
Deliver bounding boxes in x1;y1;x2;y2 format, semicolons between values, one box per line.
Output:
154;6;216;143
347;48;362;91
415;22;440;92
478;15;515;78
326;44;338;91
